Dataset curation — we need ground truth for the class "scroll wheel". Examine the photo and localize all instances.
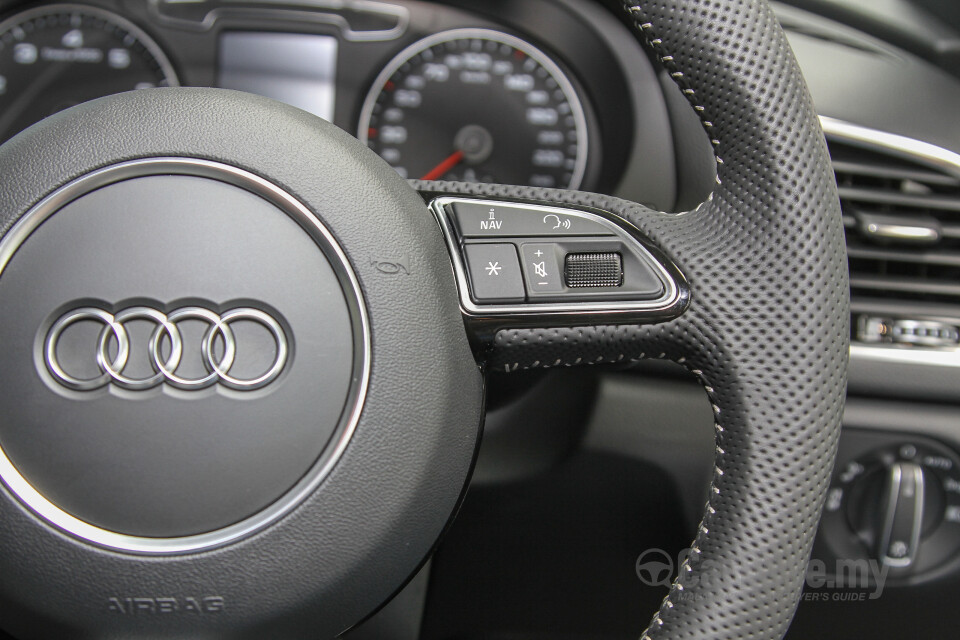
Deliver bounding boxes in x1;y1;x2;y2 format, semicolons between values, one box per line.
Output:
564;252;623;288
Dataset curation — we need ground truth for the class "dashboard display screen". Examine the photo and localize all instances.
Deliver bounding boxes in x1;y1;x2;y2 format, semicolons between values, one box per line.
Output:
218;32;337;121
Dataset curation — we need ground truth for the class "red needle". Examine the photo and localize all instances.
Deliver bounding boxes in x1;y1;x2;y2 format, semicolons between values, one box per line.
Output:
421;150;464;180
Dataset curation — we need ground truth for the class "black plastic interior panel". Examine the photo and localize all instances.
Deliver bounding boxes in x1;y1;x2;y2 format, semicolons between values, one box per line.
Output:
420;451;688;639
775;2;960;154
776;0;960;79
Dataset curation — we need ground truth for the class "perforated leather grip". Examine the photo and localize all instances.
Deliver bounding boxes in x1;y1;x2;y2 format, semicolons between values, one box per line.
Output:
415;0;849;638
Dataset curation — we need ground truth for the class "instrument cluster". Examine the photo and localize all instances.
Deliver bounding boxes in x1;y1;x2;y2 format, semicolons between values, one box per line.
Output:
0;0;675;196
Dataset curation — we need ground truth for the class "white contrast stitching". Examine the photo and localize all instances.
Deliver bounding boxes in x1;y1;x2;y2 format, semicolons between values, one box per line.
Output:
494;9;732;636
628;4;723;189
503;343;728;638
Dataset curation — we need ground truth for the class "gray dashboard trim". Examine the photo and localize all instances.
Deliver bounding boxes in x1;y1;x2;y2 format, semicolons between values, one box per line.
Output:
146;0;409;41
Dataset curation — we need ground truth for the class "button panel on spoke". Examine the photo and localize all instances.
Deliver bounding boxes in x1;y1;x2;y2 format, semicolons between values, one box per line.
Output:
431;197;685;321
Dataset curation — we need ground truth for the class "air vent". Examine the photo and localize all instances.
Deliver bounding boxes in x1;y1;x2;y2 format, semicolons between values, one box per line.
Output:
829;138;960;304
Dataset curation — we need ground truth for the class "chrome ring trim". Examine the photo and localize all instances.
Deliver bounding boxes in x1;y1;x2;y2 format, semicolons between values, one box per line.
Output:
152;306;237;390
44;303;288;393
99;306;182;391
0;158;371;555
44;307;126;391
205;307;288;391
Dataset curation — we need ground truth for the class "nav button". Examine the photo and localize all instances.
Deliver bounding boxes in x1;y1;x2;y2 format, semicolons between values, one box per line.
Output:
462;244;525;303
450;201;614;238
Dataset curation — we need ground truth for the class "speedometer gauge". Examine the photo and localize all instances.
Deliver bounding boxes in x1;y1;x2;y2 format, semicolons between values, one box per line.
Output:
0;4;178;143
358;29;589;189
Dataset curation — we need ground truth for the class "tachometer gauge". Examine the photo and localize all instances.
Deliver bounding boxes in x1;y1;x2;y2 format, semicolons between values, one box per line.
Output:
358;28;589;189
0;4;178;143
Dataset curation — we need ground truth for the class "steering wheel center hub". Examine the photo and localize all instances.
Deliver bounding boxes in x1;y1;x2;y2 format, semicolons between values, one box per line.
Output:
0;159;366;550
0;89;484;638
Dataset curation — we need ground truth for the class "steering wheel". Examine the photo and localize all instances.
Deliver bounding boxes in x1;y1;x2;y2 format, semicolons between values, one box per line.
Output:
0;0;847;638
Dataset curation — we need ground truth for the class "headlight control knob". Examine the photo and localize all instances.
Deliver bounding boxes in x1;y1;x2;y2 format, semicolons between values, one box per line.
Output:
846;461;945;569
819;432;960;581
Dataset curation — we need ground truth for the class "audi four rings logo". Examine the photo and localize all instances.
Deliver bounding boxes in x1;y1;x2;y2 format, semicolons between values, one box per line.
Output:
43;306;289;392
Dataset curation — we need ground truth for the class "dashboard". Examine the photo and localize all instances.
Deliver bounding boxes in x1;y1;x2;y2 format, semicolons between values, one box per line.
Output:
2;0;960;638
0;0;682;206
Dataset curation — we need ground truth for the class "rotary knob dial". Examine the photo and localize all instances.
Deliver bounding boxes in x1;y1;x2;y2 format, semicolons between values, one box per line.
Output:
820;433;960;580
